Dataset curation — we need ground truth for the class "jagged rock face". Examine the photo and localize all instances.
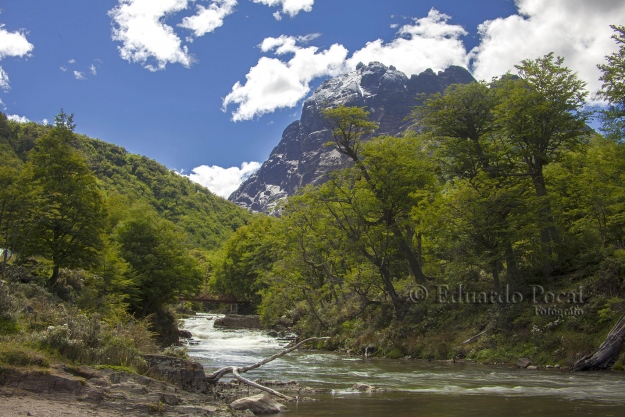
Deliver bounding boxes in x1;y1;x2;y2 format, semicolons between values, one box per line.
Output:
229;62;475;213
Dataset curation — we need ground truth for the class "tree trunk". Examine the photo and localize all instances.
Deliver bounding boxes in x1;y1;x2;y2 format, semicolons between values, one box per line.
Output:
48;264;60;287
206;336;330;400
505;242;518;283
390;220;428;284
302;289;326;328
492;263;501;294
572;314;625;371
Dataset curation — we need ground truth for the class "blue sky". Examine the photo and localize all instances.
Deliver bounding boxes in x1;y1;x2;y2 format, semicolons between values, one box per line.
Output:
1;0;624;197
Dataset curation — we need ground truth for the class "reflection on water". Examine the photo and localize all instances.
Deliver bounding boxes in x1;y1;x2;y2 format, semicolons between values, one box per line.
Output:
182;314;625;417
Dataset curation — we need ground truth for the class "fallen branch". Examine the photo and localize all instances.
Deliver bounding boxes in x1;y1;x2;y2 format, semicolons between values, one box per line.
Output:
462;329;487;345
205;336;330;399
573;314;625;371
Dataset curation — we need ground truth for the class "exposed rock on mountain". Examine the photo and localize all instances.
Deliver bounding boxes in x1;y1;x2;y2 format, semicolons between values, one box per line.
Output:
229;62;475;213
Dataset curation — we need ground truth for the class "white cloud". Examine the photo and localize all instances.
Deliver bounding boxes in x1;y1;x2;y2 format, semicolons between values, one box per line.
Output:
42;118;49;125
108;0;193;71
0;67;8;90
346;9;469;75
60;66;67;72
0;23;34;90
178;0;236;37
470;0;625;100
222;35;348;121
7;114;29;123
252;0;314;20
186;161;261;198
68;58;76;64
90;64;97;75
0;98;6;111
73;71;86;80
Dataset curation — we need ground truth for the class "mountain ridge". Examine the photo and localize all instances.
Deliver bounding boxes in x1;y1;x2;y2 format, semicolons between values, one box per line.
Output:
229;62;475;213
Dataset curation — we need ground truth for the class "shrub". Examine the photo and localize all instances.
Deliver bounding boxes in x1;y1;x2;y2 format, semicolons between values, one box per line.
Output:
0;342;50;368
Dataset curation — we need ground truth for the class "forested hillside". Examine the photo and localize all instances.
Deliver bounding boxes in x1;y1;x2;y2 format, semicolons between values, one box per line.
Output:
0;116;251;250
211;33;625;367
0;112;252;370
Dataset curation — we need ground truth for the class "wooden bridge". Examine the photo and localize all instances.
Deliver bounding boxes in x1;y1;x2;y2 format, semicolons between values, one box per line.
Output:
179;294;250;313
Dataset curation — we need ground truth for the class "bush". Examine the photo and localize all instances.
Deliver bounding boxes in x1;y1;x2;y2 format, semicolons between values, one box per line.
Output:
31;313;156;372
0;317;19;335
0;342;50;368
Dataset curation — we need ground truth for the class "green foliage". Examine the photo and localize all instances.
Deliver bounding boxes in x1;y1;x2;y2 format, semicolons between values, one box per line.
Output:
211;215;279;305
115;206;203;316
322;105;378;160
27;115;107;285
0;164;45;278
0;317;19;335
598;25;625;141
0;341;50;368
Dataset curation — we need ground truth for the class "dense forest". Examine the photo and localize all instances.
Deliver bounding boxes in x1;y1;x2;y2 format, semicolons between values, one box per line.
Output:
0;109;252;370
210;28;625;366
1;26;625;372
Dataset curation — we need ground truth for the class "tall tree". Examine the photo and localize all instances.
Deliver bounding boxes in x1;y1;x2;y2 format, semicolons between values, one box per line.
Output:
597;25;625;141
495;54;590;248
115;206;203;316
322;106;432;284
415;81;528;286
0;165;44;277
29;111;106;285
414;81;498;179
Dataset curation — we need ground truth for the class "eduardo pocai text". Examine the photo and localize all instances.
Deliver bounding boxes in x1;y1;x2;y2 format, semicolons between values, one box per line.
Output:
409;284;585;317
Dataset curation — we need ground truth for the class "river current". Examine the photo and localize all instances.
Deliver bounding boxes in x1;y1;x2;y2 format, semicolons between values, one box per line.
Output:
182;314;625;416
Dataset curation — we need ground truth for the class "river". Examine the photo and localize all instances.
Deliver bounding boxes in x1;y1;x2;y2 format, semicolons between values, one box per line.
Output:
182;314;625;416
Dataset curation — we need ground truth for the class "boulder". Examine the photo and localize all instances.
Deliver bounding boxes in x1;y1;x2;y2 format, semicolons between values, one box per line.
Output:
527;365;539;370
230;394;288;414
178;329;193;339
353;383;375;392
214;314;263;330
0;369;84;394
142;354;207;393
516;358;532;368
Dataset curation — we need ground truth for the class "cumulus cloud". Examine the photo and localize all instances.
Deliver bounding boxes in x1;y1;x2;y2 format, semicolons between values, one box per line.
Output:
470;0;625;100
89;64;97;75
7;114;29;123
109;0;193;71
222;35;347;121
68;58;76;64
73;71;86;80
346;9;469;75
186;161;261;198
179;0;237;37
252;0;314;20
0;24;34;90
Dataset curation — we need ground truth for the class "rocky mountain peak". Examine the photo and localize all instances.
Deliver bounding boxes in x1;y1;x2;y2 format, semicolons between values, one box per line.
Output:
229;62;475;213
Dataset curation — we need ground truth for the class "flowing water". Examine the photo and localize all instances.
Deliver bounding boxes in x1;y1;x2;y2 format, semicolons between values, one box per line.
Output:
182;314;625;416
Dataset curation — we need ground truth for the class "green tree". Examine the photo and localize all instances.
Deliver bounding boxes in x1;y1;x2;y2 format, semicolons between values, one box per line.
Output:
414;81;530;286
322;106;433;285
210;215;279;305
28;111;106;285
598;25;625;141
0;165;44;277
115;207;203;316
414;81;499;178
495;54;590;250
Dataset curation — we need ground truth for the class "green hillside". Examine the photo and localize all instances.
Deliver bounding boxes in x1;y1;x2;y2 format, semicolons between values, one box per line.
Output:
0;113;251;251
